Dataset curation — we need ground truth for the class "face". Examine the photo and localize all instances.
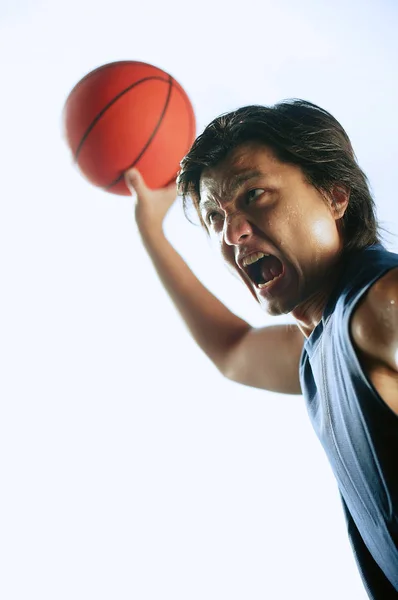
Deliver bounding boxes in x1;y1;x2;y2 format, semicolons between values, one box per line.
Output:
199;142;348;317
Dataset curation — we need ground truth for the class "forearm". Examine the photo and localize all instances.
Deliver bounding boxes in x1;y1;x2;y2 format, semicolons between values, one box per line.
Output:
139;226;251;371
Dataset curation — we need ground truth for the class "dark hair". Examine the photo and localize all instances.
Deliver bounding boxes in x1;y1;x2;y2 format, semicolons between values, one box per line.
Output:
177;99;381;253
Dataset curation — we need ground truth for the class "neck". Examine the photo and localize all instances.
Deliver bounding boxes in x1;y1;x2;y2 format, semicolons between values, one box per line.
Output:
292;260;344;338
293;288;332;338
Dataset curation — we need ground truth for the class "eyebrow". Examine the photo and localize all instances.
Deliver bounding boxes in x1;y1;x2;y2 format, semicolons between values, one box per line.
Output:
229;169;264;192
199;169;264;210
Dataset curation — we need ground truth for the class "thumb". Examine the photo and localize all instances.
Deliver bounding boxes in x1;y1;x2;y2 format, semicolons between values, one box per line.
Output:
124;168;146;196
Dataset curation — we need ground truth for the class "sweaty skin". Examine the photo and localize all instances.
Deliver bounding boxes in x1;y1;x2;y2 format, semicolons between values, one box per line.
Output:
199;142;398;415
199;142;349;338
125;141;398;410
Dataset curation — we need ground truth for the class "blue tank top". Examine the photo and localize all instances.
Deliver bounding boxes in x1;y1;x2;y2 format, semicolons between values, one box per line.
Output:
299;244;398;598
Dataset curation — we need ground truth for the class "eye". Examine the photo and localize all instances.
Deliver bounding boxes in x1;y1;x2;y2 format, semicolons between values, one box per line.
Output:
206;211;223;227
246;188;265;204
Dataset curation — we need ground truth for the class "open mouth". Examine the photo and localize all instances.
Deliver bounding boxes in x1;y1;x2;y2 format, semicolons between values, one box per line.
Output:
243;253;284;289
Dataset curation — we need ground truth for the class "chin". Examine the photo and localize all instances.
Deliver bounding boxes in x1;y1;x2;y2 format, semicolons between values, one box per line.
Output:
263;304;291;317
257;294;299;317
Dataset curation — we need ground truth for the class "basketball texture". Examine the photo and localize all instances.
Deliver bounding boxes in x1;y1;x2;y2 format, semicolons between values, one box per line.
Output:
63;61;196;195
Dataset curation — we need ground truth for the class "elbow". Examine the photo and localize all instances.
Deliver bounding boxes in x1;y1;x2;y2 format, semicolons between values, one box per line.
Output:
216;352;241;383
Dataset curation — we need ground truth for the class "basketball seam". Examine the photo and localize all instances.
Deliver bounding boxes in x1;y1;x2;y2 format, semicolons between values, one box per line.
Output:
73;75;170;160
69;61;162;92
109;78;196;190
106;75;174;189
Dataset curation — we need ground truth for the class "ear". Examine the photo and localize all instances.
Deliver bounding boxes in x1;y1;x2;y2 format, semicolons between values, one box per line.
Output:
328;184;350;220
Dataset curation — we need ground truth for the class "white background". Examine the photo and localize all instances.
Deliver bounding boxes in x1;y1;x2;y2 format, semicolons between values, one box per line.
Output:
1;0;398;598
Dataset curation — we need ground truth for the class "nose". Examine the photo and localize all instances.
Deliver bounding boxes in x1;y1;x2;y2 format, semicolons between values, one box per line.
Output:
223;212;253;246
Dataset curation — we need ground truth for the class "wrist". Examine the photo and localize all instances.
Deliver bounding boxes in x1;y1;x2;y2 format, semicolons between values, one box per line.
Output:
137;219;166;247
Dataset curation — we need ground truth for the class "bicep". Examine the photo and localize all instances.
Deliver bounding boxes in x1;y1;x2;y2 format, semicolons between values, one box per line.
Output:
222;324;304;395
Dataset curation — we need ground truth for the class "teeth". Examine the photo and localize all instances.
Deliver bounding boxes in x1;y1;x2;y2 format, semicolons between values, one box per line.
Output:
242;252;268;267
257;273;282;289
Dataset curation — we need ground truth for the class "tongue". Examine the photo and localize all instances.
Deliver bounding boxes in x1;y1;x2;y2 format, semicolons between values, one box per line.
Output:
260;255;283;282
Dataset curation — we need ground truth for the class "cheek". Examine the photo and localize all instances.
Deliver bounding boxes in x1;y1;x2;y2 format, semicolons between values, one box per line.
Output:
209;234;234;268
310;218;338;246
209;231;223;255
301;211;342;272
283;200;337;248
220;244;235;269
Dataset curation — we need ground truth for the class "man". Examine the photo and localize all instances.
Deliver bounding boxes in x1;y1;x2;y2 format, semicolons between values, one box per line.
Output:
124;100;398;599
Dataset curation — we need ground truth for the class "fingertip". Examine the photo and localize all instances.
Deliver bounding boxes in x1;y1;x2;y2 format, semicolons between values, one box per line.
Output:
124;168;138;187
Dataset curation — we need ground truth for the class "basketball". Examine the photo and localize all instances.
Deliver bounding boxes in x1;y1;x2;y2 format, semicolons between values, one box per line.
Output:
63;61;196;195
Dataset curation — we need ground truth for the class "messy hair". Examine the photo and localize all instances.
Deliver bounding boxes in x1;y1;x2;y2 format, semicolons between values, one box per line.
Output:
177;100;381;252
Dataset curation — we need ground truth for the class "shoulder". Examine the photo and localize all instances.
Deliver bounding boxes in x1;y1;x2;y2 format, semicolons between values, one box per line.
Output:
350;267;398;370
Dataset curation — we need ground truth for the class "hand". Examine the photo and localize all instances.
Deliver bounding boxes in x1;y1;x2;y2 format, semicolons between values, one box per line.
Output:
124;169;178;234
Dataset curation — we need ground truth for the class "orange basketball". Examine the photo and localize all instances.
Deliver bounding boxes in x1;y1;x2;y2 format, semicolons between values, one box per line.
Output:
63;61;196;195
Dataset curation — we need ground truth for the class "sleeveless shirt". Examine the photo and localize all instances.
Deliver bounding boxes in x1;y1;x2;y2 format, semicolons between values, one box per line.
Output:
299;244;398;598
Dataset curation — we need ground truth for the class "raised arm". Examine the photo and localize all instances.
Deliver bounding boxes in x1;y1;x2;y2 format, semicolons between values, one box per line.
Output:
126;169;303;395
